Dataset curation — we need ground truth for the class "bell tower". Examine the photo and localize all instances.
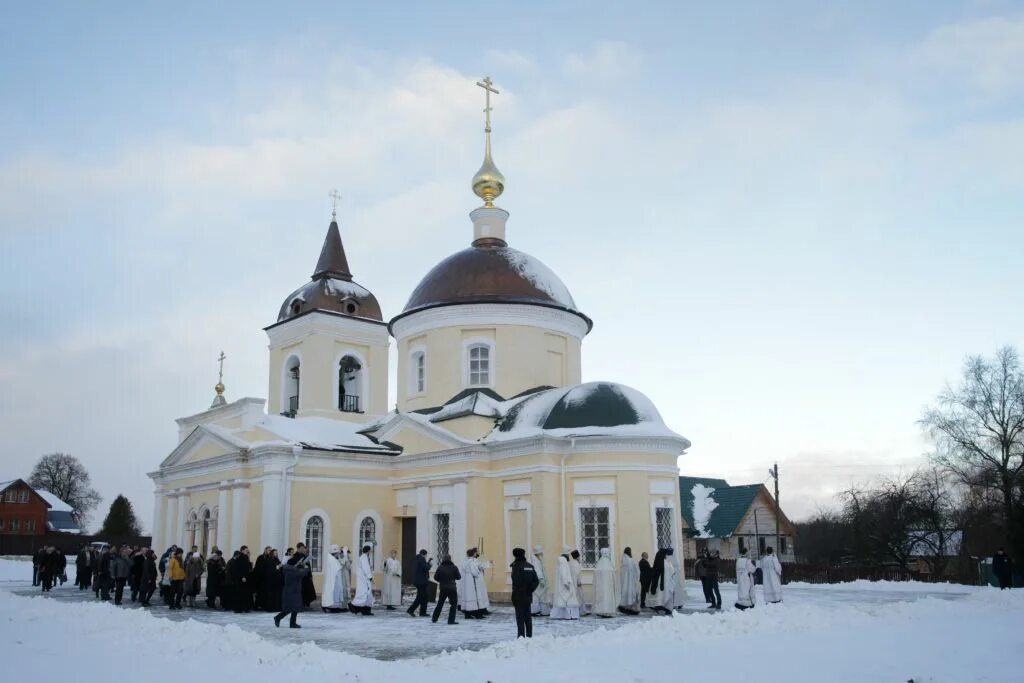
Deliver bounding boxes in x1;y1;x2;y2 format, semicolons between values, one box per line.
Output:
265;196;389;423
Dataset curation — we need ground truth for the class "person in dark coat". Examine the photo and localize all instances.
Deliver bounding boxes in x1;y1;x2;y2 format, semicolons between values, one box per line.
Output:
638;552;652;607
206;549;226;608
32;547;46;586
274;562;309;629
75;544;91;590
706;550;722;609
510;547;540;638
130;549;145;602
40;547;60;592
648;549;666;604
230;546;253;613
56;549;67;586
407;549;433;617
993;548;1013;589
110;546;132;605
293;543;316;607
251;547;274;610
695;548;713;605
431;555;461;625
98;545;115;601
140;549;158;606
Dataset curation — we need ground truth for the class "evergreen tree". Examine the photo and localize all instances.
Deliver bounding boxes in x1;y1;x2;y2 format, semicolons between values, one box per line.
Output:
99;495;141;538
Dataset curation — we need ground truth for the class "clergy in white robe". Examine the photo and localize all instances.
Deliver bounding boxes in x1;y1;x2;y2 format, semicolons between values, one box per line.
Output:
460;549;490;617
671;550;687;608
382;550;402;608
735;551;755;609
760;548;783;603
549;555;580;620
618;547;641;614
592;548;618;617
656;548;679;614
338;547;352;606
349;545;374;615
569;550;587;615
530;545;550;616
320;545;348;612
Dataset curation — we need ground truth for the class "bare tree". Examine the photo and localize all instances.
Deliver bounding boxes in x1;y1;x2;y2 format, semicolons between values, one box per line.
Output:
27;453;102;526
905;468;960;577
920;346;1024;552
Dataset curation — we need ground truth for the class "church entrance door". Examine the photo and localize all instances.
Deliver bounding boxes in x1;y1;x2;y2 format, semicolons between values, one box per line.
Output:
401;517;417;585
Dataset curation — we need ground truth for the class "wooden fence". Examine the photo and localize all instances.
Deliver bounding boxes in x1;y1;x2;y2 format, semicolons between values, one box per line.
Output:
0;532;152;557
683;558;979;585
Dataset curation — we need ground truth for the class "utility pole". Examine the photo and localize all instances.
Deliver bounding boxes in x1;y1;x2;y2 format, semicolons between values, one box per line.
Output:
769;463;781;557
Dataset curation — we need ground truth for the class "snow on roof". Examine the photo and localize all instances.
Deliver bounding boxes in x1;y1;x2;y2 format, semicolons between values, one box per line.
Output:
502;248;577;308
690;484;719;539
37;490;72;512
324;278;373;300
205;415;398;454
427;391;505;423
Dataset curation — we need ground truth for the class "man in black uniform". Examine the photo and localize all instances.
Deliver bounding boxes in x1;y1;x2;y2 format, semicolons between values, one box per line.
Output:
510;547;540;638
993;548;1013;589
431;555;461;625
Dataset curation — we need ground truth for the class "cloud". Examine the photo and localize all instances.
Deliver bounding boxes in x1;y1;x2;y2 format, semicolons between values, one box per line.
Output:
911;15;1024;94
562;41;642;82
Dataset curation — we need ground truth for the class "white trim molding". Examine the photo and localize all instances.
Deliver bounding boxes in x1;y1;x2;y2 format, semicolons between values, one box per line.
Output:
391;303;590;342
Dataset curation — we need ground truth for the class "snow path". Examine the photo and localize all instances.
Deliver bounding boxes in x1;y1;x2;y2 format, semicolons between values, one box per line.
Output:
1;559;1021;682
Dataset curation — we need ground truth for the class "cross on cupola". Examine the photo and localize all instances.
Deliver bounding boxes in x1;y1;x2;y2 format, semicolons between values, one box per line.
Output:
471;75;506;208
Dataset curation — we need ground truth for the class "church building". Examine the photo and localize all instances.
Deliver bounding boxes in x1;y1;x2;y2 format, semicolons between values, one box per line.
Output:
149;78;690;599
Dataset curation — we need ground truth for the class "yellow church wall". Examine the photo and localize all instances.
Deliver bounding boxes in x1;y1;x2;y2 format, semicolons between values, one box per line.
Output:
434;414;496;442
385;425;462;455
178;440;233;465
396;322;582;411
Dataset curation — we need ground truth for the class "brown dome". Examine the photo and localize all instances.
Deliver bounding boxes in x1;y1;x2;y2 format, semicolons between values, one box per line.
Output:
391;244;591;330
274;220;384;324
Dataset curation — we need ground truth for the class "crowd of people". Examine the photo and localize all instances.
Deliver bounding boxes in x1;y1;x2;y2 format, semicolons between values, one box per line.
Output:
34;539;790;640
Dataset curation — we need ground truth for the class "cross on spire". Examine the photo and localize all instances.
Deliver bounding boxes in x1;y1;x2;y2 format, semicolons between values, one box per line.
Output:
328;189;342;220
476;76;499;133
217;351;226;384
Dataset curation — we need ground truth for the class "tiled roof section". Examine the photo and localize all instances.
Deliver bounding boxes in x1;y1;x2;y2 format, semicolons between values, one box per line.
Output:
679;477;763;538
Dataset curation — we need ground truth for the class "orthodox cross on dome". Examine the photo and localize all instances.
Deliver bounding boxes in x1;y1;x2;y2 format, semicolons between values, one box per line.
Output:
471;75;506;208
476;76;499;133
328;189;342;221
215;351;226;395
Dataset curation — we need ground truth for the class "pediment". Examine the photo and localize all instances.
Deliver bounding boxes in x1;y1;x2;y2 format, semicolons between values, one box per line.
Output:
161;427;244;468
372;414;467;455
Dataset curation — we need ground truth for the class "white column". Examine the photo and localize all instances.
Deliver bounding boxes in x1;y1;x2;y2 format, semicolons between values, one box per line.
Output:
151;489;164;552
416;485;430;554
453;480;468;562
176;492;189;548
260;472;283;551
230;483;249;551
216;483;230;552
164;493;177;550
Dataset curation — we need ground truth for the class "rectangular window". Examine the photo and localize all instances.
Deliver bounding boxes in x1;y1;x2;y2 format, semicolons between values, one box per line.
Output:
468;346;490;386
4;491;14;503
18;491;29;503
415;353;425;393
26;520;35;532
10;520;19;532
578;506;610;568
433;513;450;560
780;536;788;555
738;536;747;554
655;507;674;550
0;519;5;530
758;535;766;555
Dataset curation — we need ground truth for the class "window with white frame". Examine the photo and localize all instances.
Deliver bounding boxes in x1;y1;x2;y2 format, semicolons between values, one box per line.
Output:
305;515;324;572
26;519;35;532
18;491;29;503
655;507;674;550
411;351;425;394
359;517;376;568
433;513;450;560
467;344;490;386
578;506;610;568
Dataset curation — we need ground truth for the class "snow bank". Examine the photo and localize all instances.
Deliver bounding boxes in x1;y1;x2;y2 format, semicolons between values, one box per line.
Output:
1;562;1021;682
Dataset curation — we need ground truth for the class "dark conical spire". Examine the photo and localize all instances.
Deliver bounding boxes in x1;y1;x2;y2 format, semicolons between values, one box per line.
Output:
312;220;352;281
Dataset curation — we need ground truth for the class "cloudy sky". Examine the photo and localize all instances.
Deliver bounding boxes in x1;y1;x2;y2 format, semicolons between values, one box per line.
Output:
2;2;1022;530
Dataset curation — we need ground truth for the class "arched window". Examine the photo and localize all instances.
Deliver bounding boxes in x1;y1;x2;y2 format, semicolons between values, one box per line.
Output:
201;509;212;557
305;515;324;572
283;356;300;417
338;355;363;413
467;344;490;387
410;350;426;394
187;511;198;549
359;517;376;569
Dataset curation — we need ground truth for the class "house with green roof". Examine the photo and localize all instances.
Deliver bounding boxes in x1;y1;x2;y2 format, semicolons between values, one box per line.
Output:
679;476;796;561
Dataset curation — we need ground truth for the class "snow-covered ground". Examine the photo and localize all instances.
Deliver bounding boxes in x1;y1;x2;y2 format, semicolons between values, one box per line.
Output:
1;558;1021;682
